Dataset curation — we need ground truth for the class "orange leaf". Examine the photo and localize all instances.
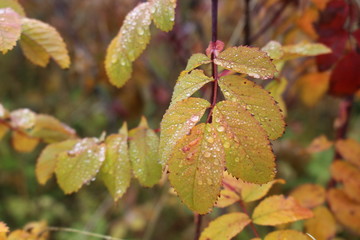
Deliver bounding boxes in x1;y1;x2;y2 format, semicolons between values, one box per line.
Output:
216;189;240;208
290;184;326;208
0;123;9;140
306;135;333;153
252;195;313;226
0;222;9;233
304;206;336;240
264;230;310;240
11;131;39;152
335;139;360;168
327;188;360;235
296;7;319;39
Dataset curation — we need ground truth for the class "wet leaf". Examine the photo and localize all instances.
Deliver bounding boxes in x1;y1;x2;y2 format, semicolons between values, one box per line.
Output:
331;161;360;203
171;70;213;106
0;8;21;54
36;139;78;185
100;124;131;201
290;184;326;208
10;108;36;130
105;3;151;87
304;206;336;240
150;0;176;32
184;53;212;72
168;124;225;214
215;189;240;208
219;75;285;140
252;195;313;226
335;138;360;168
306;135;333;153
20;18;70;68
11;131;39;152
214;46;277;79
327;188;360;235
55;138;105;194
199;213;251;240
159;97;210;165
261;41;284;60
265;78;288;116
264;230;309;240
213;101;275;184
129;117;162;187
0;0;25;16
28;114;76;143
282;42;331;59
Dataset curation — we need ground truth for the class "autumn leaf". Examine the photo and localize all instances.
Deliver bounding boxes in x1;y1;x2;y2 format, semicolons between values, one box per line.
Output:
264;230;310;240
10;108;36;130
306;135;333;153
290;184;326;208
150;0;176;32
199;213;251;240
0;123;9;141
327;188;360;235
214;46;277;79
11;131;39;152
296;8;319;39
159;97;210;165
218;75;285;140
0;104;9;119
265;78;288;116
0;8;21;54
335;138;360;168
20;18;70;68
304;206;336;240
184;53;212;72
213;101;275;184
129;117;162;187
252;195;313;226
168;124;225;214
0;0;25;16
261;41;284;60
215;189;240;208
55;138;105;194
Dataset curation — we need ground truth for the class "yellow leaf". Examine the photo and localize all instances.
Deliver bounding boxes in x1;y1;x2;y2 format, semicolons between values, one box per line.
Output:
304;206;336;240
20;18;70;68
23;221;48;240
252;195;313;226
168;124;225;214
0;0;25;16
261;41;284;60
306;135;333;153
10;108;36;130
0;222;9;233
282;42;331;59
184;53;212;72
149;0;176;32
331;161;360;203
215;189;240;208
264;230;309;240
290;184;326;208
0;8;21;54
0;123;9;140
296;71;330;107
11;131;39;152
327;188;360;235
0;103;10;119
200;213;251;240
213;101;276;184
335;139;360;168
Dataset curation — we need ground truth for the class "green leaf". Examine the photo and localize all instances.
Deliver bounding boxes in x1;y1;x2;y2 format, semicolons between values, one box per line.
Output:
171;70;213;106
184;53;212;72
36;139;79;185
159;97;210;165
100;127;131;201
200;213;251;240
28;114;76;143
213;101;275;184
261;41;284;60
20;18;70;68
0;0;25;16
168;123;225;214
129;117;162;187
105;3;151;87
0;8;21;54
252;195;313;226
150;0;176;32
55;138;106;194
10;108;36;130
265;78;288;116
282;42;331;59
218;75;285;140
214;46;277;79
264;230;310;240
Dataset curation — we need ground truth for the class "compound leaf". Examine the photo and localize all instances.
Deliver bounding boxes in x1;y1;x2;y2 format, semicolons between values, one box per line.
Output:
150;0;176;32
200;213;251;240
0;8;21;54
55;138;105;194
168;124;225;214
159;97;210;165
252;195;313;226
213;101;275;184
219;75;285;140
214;46;277;79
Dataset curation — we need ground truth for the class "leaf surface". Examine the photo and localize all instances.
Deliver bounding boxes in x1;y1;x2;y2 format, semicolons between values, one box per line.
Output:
0;0;25;16
20;18;70;68
171;70;213;106
199;213;251;240
261;41;284;60
264;230;309;240
214;46;277;79
265;78;287;116
304;206;336;240
252;195;313;226
219;75;285;140
36;139;79;185
11;131;39;152
129;118;162;187
290;184;326;208
282;42;331;59
100;125;131;201
55;138;105;194
0;123;8;140
10;108;36;129
150;0;176;32
213;101;275;184
215;189;240;208
159;97;210;165
168;124;225;214
0;8;21;54
184;53;212;72
336;138;360;168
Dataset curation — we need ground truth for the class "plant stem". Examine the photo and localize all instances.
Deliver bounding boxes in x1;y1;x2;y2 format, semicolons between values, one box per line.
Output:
43;227;129;240
244;0;251;45
238;200;260;238
194;213;203;240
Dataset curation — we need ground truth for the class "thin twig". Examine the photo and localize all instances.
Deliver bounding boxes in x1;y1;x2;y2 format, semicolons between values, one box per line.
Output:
238;200;260;238
244;0;251;45
194;214;203;240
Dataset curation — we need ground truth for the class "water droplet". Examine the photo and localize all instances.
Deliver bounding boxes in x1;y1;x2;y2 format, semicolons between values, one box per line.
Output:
207;137;214;143
204;152;211;158
190;115;200;122
217;126;225;132
235;157;240;162
136;27;144;35
223;142;230;148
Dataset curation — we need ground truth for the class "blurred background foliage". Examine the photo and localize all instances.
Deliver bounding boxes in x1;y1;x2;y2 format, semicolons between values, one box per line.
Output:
1;0;360;239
